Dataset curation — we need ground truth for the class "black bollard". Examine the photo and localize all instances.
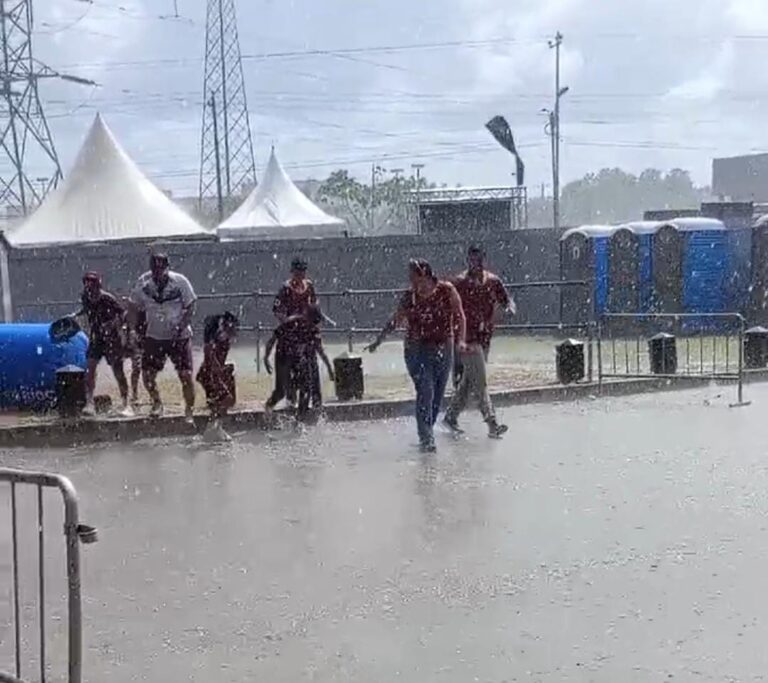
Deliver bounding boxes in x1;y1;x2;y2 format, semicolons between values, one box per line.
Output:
744;326;768;369
555;339;585;385
55;365;87;418
648;332;677;375
333;352;364;401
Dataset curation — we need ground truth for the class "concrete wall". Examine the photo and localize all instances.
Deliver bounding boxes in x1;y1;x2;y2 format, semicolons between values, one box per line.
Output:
8;229;565;331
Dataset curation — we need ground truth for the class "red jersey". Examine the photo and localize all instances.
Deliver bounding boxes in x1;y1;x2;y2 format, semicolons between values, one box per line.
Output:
399;280;456;345
273;279;317;319
453;270;509;347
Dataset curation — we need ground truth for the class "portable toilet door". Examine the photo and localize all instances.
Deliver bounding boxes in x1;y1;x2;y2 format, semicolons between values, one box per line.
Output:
725;227;752;313
608;227;640;313
680;219;728;332
750;215;768;324
559;228;593;326
652;223;684;314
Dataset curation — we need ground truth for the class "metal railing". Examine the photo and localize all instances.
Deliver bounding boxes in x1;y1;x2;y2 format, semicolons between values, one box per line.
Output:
17;278;595;373
597;312;750;407
0;469;97;683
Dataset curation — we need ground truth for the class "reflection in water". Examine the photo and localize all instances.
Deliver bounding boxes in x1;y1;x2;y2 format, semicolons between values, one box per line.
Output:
0;387;760;681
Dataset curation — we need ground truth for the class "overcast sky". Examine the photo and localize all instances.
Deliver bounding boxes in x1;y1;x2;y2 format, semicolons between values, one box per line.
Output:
28;0;768;196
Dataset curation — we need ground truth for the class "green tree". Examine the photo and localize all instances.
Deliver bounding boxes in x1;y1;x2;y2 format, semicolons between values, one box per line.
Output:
317;167;429;234
560;167;707;226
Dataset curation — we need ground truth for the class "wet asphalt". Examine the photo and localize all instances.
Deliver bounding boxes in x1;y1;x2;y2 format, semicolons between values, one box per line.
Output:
0;383;766;681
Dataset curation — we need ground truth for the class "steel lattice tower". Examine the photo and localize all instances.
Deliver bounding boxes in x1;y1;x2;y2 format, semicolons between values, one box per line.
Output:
0;0;64;217
199;0;256;220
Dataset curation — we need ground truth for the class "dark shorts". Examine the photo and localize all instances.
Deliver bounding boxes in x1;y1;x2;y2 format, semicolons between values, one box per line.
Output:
87;334;124;366
143;337;193;375
124;336;144;360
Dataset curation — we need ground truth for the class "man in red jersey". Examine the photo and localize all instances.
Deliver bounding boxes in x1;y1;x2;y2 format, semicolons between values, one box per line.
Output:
444;245;515;438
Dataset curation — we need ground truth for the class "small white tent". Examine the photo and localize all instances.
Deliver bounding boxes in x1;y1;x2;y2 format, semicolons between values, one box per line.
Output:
217;148;346;240
7;114;211;247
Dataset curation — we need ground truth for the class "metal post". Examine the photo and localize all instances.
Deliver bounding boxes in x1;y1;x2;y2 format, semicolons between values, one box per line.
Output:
412;163;424;235
737;318;744;405
369;163;376;233
255;322;262;374
209;94;224;223
347;328;354;354
549;31;564;231
60;479;83;683
10;482;20;680
596;320;603;393
548;110;556;228
38;485;46;683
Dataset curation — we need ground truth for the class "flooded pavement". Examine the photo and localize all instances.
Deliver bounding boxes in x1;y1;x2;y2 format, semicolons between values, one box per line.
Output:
0;384;767;681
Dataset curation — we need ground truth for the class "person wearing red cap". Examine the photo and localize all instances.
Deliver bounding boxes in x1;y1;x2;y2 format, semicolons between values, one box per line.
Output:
130;253;197;420
77;272;132;417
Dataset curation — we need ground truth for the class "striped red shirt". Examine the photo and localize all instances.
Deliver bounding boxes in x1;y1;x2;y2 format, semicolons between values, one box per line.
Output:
453;270;509;348
399;281;456;345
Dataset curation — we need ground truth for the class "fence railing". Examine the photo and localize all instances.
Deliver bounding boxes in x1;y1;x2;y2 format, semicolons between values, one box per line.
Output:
0;469;97;683
597;312;750;406
16;277;594;365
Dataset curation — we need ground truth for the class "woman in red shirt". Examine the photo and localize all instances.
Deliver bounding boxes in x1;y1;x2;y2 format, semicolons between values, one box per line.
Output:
368;258;466;452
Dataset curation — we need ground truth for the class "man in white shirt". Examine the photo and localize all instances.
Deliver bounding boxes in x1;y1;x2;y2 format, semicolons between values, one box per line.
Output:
130;253;197;419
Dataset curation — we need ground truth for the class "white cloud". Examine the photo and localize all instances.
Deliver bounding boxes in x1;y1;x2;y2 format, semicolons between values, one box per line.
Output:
12;0;768;195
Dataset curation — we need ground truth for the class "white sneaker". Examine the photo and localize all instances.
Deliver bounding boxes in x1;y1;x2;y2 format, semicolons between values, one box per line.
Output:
184;408;195;425
82;402;96;417
118;404;135;418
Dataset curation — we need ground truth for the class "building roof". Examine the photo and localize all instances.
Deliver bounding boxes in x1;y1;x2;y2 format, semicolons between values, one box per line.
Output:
6;114;211;248
217;148;345;240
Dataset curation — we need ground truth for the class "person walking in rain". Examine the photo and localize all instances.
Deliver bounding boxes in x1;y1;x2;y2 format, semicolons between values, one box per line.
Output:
272;257;317;407
367;258;466;453
130;253;197;420
444;245;515;438
197;312;239;441
77;272;133;417
263;303;334;419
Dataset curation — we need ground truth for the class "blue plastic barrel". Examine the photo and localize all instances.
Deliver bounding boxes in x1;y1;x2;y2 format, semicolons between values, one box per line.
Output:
0;324;88;410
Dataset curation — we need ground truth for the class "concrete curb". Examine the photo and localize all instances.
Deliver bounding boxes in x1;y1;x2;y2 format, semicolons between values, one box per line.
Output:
0;371;759;449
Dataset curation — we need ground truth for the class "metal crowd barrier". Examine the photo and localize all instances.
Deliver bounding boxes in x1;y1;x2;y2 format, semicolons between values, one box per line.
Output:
0;469;97;683
17;278;595;376
597;312;749;407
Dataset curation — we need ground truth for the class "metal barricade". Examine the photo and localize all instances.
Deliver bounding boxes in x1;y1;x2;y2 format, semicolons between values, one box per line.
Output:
0;469;97;683
597;312;750;407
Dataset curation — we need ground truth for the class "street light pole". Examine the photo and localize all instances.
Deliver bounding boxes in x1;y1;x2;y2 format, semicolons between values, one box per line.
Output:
548;31;567;231
411;163;425;235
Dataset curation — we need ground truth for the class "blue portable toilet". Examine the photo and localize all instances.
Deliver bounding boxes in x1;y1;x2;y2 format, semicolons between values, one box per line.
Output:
0;324;88;410
671;218;730;331
559;225;615;319
617;221;661;313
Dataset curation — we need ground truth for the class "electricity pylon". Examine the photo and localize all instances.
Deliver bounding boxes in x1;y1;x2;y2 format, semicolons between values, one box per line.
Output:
199;0;256;221
0;0;94;217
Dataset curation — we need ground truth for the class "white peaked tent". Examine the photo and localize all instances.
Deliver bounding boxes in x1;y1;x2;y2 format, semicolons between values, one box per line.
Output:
217;147;346;240
7;114;211;247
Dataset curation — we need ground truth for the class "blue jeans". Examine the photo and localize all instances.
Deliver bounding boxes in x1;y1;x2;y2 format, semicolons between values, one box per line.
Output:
404;341;453;446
